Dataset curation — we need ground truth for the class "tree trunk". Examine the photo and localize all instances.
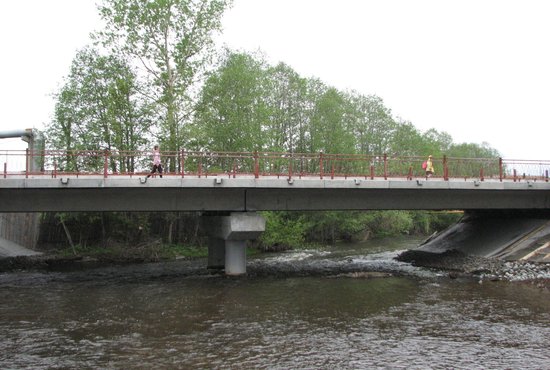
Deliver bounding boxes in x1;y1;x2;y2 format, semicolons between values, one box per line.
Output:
60;219;76;255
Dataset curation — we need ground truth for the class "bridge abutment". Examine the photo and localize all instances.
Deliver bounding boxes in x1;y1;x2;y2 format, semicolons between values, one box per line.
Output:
407;210;550;262
201;212;266;275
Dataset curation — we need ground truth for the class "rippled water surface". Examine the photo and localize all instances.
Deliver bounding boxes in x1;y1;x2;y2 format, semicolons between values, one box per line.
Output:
1;238;549;369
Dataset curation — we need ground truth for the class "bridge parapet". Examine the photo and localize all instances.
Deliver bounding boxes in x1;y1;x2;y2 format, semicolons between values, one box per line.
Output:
2;150;549;183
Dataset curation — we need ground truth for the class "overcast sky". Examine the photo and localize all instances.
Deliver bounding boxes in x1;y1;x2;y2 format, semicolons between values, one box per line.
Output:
1;0;549;159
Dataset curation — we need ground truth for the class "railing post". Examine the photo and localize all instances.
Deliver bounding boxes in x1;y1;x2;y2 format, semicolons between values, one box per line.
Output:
103;150;109;178
370;165;374;180
546;170;549;183
499;158;503;182
3;162;6;179
181;150;185;178
288;156;293;181
331;162;335;179
480;167;484;181
443;155;448;181
408;166;412;180
25;148;29;178
513;169;517;182
383;153;387;180
319;152;324;179
254;151;259;179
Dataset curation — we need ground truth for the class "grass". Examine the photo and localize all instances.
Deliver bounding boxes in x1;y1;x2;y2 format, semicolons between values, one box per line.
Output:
56;242;261;261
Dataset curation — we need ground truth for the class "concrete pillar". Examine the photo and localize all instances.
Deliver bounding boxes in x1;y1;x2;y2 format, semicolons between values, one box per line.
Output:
225;240;247;275
201;212;266;275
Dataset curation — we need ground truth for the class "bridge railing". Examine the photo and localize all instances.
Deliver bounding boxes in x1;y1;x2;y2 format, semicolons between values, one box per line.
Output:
1;149;549;182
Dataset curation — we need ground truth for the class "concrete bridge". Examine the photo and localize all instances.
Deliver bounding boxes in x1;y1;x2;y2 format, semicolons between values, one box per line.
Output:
1;146;550;274
1;174;550;274
0;175;550;212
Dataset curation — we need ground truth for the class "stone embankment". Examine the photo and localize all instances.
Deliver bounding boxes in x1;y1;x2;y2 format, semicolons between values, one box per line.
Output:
480;260;550;282
397;248;550;289
397;211;550;289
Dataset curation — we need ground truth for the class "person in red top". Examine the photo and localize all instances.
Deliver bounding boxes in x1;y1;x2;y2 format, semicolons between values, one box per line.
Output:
146;145;163;178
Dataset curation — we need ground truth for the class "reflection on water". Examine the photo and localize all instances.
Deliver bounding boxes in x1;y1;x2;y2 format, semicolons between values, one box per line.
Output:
1;237;549;369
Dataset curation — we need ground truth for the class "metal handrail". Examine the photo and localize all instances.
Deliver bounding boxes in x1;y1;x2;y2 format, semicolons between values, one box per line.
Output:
1;150;549;182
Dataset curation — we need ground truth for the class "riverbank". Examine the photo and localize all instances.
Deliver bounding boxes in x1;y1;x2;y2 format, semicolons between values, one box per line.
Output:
2;235;550;291
396;249;550;290
0;254;163;273
2;246;549;291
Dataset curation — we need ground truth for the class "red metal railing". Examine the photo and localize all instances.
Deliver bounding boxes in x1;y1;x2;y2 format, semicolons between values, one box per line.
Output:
1;149;549;182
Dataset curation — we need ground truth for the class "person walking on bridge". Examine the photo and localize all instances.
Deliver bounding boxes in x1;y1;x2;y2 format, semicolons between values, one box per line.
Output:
425;155;435;177
146;145;163;178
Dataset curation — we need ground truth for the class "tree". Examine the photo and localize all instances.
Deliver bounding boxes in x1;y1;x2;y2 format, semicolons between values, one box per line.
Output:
391;121;426;156
264;63;310;153
423;128;453;156
448;142;501;158
310;87;355;154
96;0;232;171
192;51;269;152
47;48;150;173
346;92;397;155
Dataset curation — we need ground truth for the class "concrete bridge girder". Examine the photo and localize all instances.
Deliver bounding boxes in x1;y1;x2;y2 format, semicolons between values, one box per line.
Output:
1;177;550;212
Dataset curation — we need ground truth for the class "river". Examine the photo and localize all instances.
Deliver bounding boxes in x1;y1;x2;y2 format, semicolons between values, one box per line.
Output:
1;237;549;369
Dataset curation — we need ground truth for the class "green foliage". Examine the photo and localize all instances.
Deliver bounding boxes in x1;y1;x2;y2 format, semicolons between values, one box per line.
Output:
96;0;233;171
427;211;463;231
362;211;414;237
46;48;151;172
258;212;306;250
192;51;270;152
447;142;501;158
58;244;112;258
301;212;367;244
264;63;310;153
255;210;462;250
160;244;208;258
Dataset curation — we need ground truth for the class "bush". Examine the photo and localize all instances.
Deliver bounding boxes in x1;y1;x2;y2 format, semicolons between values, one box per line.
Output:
364;211;414;237
258;212;306;250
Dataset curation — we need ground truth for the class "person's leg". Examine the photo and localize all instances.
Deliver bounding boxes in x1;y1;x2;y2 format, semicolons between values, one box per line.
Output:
159;164;163;178
147;165;158;178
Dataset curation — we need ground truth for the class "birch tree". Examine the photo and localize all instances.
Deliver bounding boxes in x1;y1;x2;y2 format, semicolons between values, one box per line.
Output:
96;0;232;170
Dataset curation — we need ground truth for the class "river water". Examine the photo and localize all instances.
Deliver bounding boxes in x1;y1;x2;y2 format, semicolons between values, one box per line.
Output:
1;238;549;369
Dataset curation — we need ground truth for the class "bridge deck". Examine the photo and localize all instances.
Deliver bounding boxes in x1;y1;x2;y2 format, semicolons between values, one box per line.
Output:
1;175;549;212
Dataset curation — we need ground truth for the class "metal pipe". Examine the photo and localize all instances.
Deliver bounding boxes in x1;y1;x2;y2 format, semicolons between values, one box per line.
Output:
0;129;33;139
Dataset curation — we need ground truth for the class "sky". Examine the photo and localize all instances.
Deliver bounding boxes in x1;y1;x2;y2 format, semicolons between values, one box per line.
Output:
1;0;549;159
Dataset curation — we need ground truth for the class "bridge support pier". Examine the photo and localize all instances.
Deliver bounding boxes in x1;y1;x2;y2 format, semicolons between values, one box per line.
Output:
202;212;266;276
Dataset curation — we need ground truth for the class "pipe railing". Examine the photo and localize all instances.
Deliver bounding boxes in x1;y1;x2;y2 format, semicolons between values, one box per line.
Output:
1;150;549;182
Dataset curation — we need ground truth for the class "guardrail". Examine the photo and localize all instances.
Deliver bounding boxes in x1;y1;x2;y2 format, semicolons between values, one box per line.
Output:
1;149;549;182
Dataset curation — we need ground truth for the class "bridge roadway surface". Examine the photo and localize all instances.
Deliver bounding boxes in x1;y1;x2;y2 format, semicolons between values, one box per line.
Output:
1;175;549;212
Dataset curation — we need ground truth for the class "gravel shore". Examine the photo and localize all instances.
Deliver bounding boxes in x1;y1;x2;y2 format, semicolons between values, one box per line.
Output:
396;249;550;290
